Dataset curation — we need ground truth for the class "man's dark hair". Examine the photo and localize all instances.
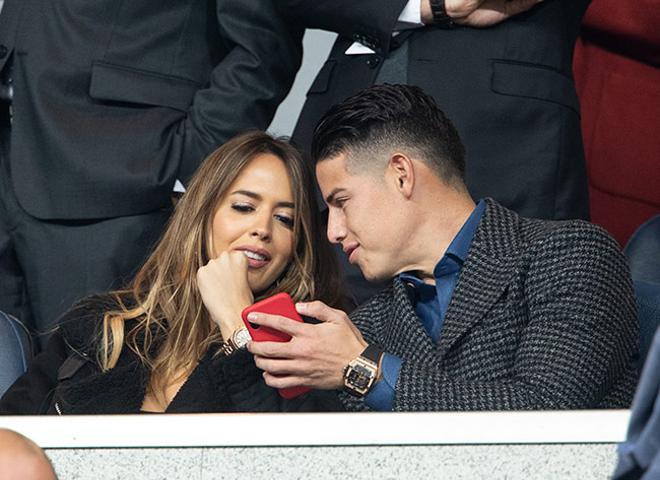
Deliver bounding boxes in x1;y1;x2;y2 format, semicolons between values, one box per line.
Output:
311;84;466;185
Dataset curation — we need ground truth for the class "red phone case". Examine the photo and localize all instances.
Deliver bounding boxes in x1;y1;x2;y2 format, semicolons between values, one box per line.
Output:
241;293;311;399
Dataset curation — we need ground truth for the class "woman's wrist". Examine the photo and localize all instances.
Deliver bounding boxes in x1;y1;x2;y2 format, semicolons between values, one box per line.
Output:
215;300;252;340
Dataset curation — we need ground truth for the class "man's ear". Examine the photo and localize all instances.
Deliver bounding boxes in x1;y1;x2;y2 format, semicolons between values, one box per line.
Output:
387;153;415;198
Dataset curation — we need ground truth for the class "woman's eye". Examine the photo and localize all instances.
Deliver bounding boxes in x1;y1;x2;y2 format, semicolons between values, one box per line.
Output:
231;203;254;213
275;214;294;229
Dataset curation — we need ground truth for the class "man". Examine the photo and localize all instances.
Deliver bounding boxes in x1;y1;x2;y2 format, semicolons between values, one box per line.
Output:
284;0;591;302
0;0;301;346
247;84;638;411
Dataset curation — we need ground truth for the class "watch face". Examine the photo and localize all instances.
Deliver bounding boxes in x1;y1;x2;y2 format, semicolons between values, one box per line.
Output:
346;363;376;392
347;368;371;390
233;328;252;348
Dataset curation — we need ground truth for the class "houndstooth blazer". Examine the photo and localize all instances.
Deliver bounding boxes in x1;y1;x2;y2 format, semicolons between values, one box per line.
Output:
342;199;638;411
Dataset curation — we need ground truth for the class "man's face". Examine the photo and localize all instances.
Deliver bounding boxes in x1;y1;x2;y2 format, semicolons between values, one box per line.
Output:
316;153;406;282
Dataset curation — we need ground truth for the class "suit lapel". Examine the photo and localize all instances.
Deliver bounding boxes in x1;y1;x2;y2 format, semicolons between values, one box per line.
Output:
383;279;443;365
436;199;522;360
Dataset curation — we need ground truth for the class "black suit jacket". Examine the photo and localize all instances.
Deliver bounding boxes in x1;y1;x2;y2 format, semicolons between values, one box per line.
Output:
287;0;590;220
0;0;301;220
341;199;638;411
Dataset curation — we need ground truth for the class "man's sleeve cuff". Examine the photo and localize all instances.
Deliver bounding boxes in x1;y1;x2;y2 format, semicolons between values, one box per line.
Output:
396;0;423;29
364;353;403;411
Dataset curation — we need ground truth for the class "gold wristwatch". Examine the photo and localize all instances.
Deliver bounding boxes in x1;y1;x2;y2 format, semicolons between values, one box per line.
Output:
343;344;383;397
219;327;251;356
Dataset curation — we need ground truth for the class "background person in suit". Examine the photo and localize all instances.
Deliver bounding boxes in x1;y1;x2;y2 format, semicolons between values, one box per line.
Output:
284;0;591;302
247;84;638;411
288;0;590;221
0;0;301;348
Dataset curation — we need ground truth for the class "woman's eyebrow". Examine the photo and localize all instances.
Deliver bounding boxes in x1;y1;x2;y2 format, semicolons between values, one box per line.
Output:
231;190;294;209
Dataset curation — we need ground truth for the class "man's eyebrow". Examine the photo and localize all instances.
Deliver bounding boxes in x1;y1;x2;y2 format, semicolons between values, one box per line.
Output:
231;190;294;208
325;188;346;205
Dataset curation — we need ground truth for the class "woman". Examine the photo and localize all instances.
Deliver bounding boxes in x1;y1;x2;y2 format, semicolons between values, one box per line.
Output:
0;132;344;414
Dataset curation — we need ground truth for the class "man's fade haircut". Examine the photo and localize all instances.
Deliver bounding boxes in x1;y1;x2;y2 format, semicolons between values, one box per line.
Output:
311;84;466;186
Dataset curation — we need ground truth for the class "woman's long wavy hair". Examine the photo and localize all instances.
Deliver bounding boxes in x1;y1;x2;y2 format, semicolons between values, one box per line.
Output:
98;131;343;407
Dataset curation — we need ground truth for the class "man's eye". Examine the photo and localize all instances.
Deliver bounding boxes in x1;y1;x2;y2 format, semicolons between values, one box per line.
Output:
276;214;294;229
336;198;348;208
231;203;254;213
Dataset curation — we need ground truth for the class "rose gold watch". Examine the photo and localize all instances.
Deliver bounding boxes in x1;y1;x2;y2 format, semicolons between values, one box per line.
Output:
343;344;383;397
219;327;251;356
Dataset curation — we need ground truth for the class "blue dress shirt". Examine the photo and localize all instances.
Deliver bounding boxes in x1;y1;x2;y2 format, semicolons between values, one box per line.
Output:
364;200;486;411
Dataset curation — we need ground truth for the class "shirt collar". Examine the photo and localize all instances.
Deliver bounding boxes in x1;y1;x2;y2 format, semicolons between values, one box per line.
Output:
442;198;486;265
400;199;486;286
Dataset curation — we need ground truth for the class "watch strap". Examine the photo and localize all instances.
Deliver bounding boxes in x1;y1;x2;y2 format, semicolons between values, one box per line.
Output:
361;344;384;365
219;339;236;357
219;327;250;357
429;0;454;28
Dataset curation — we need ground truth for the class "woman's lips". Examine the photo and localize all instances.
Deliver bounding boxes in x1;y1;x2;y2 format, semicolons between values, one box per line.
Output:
235;247;271;269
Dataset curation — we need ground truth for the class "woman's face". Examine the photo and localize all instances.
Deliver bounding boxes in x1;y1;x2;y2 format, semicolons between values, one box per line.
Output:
210;153;296;293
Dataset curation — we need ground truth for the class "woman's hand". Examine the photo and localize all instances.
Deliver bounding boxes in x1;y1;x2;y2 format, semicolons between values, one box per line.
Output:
197;250;254;339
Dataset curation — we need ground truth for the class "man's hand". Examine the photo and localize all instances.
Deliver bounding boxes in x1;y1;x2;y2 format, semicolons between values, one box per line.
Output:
247;301;367;390
197;251;254;339
421;0;543;28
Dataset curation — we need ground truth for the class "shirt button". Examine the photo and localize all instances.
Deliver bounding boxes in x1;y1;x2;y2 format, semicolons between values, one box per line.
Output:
366;56;381;68
0;45;8;59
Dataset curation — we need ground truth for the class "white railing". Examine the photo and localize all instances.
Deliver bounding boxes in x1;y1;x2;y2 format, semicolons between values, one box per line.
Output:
0;410;630;449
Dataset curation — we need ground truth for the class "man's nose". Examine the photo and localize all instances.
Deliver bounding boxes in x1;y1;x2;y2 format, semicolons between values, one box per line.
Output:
326;208;346;244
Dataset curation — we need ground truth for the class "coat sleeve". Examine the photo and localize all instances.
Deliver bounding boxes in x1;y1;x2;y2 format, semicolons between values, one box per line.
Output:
276;0;408;55
177;0;303;182
206;349;344;412
0;332;68;415
343;223;638;411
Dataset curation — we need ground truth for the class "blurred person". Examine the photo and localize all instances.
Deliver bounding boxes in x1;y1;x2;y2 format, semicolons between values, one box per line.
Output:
0;0;302;349
0;132;343;414
283;0;591;303
0;428;57;480
248;85;638;411
613;329;660;480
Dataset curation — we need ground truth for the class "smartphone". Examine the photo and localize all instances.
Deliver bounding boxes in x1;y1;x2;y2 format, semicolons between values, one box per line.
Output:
241;292;311;399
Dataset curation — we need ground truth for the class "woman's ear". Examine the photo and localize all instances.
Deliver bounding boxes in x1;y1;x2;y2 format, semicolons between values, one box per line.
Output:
387;153;415;198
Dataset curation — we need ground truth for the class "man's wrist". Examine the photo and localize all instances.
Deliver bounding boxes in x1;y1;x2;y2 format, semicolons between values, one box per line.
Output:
420;0;434;24
342;344;384;397
429;0;454;28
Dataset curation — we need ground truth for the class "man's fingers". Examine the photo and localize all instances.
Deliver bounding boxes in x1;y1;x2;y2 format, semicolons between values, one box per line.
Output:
295;300;344;324
247;339;292;358
253;356;302;375
247;312;307;337
262;372;308;390
505;0;542;16
453;0;542;27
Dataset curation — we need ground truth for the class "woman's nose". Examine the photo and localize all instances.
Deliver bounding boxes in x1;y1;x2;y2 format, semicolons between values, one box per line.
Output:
250;216;272;241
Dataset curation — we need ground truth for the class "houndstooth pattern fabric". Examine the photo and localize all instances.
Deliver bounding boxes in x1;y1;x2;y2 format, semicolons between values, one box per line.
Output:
341;199;638;411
